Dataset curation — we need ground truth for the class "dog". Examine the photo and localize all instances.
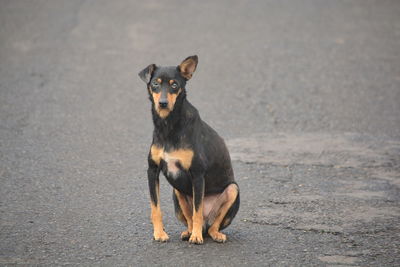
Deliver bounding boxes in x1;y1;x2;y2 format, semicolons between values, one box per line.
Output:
139;55;240;244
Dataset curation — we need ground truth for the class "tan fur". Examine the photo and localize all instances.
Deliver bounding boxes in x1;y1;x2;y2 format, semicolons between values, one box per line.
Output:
190;198;204;244
179;58;197;80
207;184;238;243
150;145;194;171
152;92;170;118
167;90;180;113
152;90;182;119
166;147;193;170
158;109;170;118
150;183;169;242
150;145;196;242
174;184;238;243
152;92;161;105
150;145;163;165
174;189;193;239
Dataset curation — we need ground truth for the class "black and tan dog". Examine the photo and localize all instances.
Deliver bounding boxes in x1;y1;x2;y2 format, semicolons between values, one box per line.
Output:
139;55;240;244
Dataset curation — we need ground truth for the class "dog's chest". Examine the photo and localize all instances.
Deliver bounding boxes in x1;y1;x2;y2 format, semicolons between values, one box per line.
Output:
151;145;194;177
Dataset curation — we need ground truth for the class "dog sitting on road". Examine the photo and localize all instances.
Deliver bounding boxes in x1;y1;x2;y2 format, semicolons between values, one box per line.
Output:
139;55;240;244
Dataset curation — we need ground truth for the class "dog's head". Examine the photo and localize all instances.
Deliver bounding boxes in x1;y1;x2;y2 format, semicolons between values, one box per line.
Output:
139;55;198;119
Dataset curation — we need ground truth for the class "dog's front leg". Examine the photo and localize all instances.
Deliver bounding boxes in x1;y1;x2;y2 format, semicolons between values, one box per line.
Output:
189;172;205;244
148;162;169;242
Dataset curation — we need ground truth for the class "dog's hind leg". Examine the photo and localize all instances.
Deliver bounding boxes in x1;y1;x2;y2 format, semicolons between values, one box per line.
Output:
206;183;239;243
173;189;193;240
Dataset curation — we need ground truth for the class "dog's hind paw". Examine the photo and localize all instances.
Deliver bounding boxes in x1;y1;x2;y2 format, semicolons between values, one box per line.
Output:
209;230;227;243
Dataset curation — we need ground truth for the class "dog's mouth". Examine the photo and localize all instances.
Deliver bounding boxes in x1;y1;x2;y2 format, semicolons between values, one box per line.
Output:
157;106;171;118
157;105;171;112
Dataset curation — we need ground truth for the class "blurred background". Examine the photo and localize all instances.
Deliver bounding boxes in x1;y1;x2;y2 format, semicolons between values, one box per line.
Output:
1;0;399;266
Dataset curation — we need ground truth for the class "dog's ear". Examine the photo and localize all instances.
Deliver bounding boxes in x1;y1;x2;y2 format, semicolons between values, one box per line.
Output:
178;55;198;80
138;64;156;84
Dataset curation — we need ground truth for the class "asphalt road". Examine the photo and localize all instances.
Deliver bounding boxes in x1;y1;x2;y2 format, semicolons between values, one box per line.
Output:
1;0;399;266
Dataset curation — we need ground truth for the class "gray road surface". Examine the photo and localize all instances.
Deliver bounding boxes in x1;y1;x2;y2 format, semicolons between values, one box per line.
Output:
1;0;399;266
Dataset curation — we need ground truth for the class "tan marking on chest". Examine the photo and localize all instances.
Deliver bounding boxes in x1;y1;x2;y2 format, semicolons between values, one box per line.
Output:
165;149;194;171
150;145;194;172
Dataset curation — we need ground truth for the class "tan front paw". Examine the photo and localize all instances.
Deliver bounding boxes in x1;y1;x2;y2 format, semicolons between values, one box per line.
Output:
189;232;203;244
181;230;191;241
153;230;169;242
209;230;227;243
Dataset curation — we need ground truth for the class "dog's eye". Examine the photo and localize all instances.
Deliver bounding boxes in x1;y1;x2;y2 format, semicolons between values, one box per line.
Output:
171;83;178;89
151;81;159;88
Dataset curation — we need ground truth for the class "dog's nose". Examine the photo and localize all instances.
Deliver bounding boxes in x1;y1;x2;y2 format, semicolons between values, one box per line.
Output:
159;101;168;108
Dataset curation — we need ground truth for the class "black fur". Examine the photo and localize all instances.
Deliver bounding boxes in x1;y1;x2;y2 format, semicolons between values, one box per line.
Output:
140;55;239;235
